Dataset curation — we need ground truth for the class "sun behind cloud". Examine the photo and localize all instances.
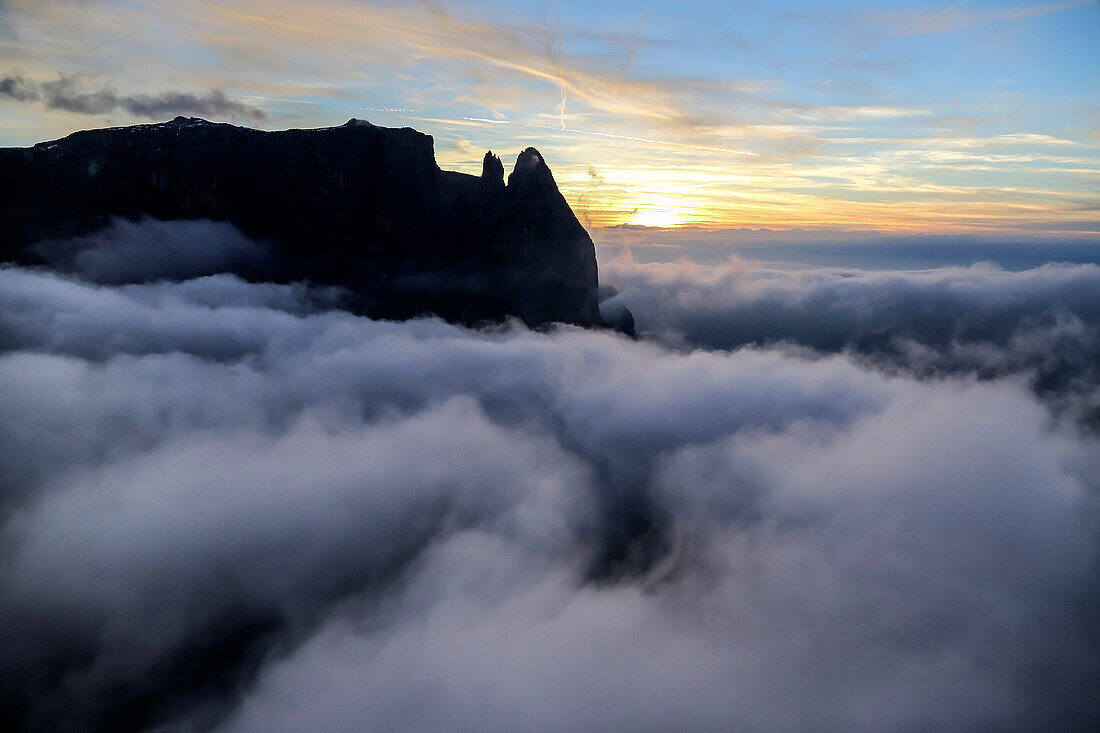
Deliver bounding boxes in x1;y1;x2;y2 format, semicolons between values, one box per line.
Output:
629;207;682;228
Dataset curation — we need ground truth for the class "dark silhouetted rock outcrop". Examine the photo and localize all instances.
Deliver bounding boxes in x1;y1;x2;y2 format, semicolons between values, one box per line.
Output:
0;117;605;327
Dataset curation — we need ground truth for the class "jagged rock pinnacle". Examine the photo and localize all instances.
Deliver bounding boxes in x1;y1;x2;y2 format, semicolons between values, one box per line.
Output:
515;147;542;168
507;147;558;193
482;150;504;189
511;147;546;174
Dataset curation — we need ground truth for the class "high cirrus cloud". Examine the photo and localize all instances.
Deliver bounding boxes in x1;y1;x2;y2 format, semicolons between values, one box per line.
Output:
0;257;1097;731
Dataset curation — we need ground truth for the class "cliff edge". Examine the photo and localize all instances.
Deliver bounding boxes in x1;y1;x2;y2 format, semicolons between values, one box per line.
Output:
0;117;604;327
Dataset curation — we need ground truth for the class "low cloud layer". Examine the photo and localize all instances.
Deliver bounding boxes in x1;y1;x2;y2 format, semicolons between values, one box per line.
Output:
1;249;1098;730
29;217;273;285
600;253;1100;425
0;73;266;121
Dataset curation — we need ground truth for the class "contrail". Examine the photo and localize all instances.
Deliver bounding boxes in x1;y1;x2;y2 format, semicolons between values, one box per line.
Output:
556;11;567;131
453;115;759;157
556;125;758;156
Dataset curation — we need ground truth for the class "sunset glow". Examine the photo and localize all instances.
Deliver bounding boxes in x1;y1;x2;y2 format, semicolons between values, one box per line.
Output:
0;0;1096;237
628;208;682;229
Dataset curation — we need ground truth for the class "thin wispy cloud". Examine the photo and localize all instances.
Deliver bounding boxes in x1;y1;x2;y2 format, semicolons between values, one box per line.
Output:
876;0;1096;35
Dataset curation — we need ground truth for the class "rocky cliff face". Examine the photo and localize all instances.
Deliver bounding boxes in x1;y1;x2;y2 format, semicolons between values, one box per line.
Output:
0;117;604;327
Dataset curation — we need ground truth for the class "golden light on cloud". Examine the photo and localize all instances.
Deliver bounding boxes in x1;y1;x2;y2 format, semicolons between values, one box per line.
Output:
628;208;683;228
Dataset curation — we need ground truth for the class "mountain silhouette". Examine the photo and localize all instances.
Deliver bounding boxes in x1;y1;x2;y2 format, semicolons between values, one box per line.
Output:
1;117;609;328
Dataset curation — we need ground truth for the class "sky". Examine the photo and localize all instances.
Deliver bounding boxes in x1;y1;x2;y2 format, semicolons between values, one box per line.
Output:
1;0;1098;236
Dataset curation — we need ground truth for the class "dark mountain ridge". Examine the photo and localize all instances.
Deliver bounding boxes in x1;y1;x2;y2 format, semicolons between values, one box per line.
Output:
0;117;607;327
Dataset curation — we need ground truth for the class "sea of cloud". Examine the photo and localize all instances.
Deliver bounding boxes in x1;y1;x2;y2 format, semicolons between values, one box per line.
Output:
1;224;1098;731
600;252;1100;426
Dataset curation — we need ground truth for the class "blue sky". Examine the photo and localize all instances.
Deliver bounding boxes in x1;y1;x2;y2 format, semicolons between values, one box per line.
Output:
1;0;1097;236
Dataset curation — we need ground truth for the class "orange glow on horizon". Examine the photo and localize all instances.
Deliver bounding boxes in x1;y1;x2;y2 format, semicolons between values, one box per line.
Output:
548;165;1100;237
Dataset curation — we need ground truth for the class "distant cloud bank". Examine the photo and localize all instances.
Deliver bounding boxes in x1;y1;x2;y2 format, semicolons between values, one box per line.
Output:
0;221;1097;729
600;252;1100;425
